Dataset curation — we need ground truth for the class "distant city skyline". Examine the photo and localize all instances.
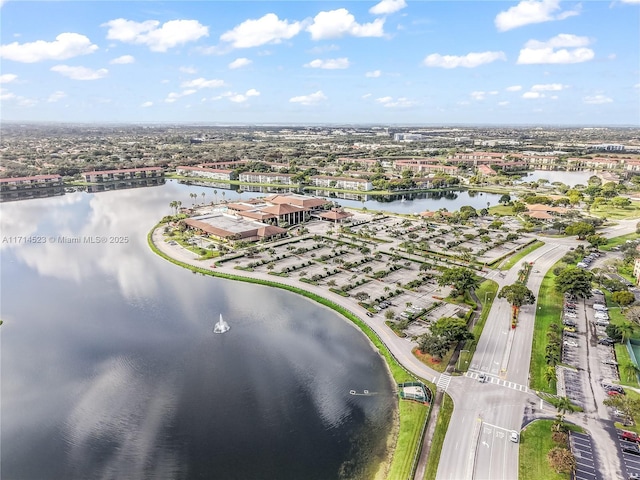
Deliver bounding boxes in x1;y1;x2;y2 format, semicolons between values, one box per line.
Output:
1;0;639;126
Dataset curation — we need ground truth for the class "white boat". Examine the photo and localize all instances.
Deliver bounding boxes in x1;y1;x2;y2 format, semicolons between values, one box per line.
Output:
213;313;230;334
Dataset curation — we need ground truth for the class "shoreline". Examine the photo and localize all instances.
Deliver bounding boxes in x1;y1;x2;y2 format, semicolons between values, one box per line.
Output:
147;223;432;478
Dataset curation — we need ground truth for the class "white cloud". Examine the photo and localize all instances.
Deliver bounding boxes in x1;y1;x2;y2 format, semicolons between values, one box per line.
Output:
165;90;197;103
495;0;580;32
228;57;252;69
110;54;135;64
531;83;566;91
229;88;260;103
498;101;510;106
179;66;197;74
220;13;302;48
583;95;612;104
289;90;327;105
307;9;385;40
517;34;594;64
141;101;153;107
0;73;17;84
180;77;225;89
51;65;108;80
365;70;382;78
370;0;407;15
304;57;350;69
47;90;66;102
506;85;522;92
635;83;640;89
621;0;640;3
423;51;506;68
307;44;340;54
0;33;98;63
362;93;372;99
376;96;416;107
0;88;15;101
103;18;209;52
470;91;499;100
522;91;544;99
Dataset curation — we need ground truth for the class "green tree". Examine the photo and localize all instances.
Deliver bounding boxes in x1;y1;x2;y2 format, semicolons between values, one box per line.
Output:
605;324;623;343
618;323;635;342
564;222;596;239
498;283;536;308
554;396;576;424
544;365;557;387
612;291;636;307
604;394;640;425
437;267;480;297
354;291;370;302
586;234;608;248
384;310;395;320
611;197;632;208
499;194;511;205
554;267;594;298
621;362;640;383
430;317;473;343
512;201;527;214
417;334;450;360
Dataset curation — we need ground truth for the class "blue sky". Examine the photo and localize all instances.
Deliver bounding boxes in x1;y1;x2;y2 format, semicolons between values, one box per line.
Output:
1;0;638;125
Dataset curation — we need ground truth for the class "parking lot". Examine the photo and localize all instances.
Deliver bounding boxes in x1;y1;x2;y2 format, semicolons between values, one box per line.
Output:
615;430;640;479
561;368;586;409
570;431;603;480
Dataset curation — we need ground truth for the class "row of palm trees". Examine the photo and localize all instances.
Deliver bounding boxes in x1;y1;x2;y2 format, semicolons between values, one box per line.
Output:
169;189;242;215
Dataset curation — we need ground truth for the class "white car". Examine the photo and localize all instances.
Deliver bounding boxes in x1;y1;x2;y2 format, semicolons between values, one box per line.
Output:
564;340;579;347
510;431;519;443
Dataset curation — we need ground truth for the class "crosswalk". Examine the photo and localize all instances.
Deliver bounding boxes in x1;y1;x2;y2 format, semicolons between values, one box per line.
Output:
436;374;452;391
465;371;529;393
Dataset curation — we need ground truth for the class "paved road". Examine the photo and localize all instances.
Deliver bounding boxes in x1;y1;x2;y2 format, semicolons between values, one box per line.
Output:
151;217;640;480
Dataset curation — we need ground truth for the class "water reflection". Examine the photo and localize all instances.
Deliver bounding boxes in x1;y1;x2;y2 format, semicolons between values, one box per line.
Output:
1;186;395;480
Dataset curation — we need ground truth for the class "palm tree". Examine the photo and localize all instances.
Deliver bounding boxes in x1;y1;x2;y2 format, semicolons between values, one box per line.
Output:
213;190;218;204
544;365;557;387
619;323;635;342
221;191;226;203
554;396;575;427
169;201;177;215
622;362;640;383
201;192;206;204
177;200;182;212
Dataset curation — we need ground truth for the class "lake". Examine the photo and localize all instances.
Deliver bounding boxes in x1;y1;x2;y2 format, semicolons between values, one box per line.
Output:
0;184;397;480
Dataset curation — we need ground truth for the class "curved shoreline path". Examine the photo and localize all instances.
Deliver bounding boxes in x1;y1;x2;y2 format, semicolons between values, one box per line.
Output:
150;218;639;480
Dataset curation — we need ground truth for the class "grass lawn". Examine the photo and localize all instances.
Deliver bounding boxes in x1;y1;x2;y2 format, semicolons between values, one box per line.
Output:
488;205;515;216
413;347;451;373
422;394;453;480
590;203;640;220
519;420;570;480
530;267;564;393
500;240;545;271
387;400;430;480
600;232;640;251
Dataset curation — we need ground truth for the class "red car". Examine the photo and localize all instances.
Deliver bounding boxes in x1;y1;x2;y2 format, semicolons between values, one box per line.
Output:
621;430;640;443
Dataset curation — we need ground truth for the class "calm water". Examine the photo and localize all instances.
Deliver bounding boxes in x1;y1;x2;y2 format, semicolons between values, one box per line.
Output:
0;184;396;480
516;170;595;187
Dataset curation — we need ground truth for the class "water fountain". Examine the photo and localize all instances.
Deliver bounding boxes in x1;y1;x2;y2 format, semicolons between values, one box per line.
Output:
213;313;230;334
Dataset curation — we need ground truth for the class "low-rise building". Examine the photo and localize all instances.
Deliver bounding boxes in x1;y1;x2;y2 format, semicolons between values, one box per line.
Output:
239;172;295;185
310;175;373;191
0;174;63;191
83;167;163;183
176;166;235;181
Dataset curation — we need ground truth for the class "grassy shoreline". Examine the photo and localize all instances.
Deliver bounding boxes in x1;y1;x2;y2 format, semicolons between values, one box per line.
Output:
148;225;431;479
423;393;454;480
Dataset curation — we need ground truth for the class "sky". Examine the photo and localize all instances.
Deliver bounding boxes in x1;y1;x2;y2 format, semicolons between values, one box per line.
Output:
1;0;639;126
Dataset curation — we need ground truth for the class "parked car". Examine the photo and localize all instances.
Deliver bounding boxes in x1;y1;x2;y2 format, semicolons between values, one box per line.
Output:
598;338;615;346
510;431;519;443
563;340;579;347
564;332;579;338
622;442;640;455
564;326;577;332
607;385;626;394
593;304;608;311
478;373;488;383
621;430;640;443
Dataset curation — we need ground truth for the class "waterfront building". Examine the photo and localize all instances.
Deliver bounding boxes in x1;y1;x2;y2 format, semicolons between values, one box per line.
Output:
0;174;63;191
310;175;373;191
176;166;235;181
83;167;164;183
